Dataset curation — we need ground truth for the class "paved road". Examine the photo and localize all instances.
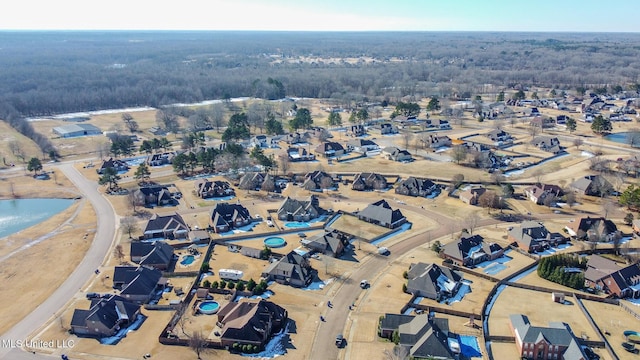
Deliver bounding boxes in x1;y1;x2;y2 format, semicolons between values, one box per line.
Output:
0;163;117;359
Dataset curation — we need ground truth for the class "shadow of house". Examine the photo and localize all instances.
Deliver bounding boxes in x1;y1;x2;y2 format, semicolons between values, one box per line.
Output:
395;177;438;197
113;266;166;304
509;314;588;360
356;199;407;229
458;187;486;206
508;221;566;253
406;262;463;301
97;157;129;175
302;171;337;192
524;184;563;205
570;175;613;197
194;178;234;199
276;195;325;222
216;298;288;349
441;232;504;267
70;295;141;338
566;216;619;242
584;255;640;298
129;241;174;270
261;251;314;287
397;315;458;360
134;185;173;207
352;172;388;191
302;230;346;257
142;212;189;240
210;202;252;233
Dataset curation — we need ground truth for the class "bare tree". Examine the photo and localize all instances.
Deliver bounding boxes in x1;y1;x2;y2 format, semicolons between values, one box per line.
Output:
451;145;468;165
188;330;209;360
127;190;144;214
113;244;125;264
602;199;616;218
465;212;480;234
573;138;584;149
401;132;413;150
120;216;139;239
209;103;226;132
564;191;577;208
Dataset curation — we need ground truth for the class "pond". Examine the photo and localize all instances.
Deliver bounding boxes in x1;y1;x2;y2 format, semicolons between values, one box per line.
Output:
604;132;640;147
0;198;75;238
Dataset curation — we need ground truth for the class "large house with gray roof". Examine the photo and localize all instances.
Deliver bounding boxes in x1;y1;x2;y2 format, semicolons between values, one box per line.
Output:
395;177;438;197
393;315;458;360
509;314;588;360
352;172;388;191
566;217;619;242
216;298;288;349
71;295;141;338
302;230;347;258
406;262;463;301
129;241;174;270
261;251;314;287
524;184;563;205
142;212;189;240
584;255;640;298
441;232;504;267
113;266;165;304
570;175;612;197
277;195;324;222
356;199;407;229
508;221;566;253
210;203;252;233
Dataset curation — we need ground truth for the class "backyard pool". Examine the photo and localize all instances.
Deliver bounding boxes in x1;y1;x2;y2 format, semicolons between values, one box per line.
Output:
284;222;311;228
198;301;220;315
180;255;195;266
264;237;286;248
458;335;482;357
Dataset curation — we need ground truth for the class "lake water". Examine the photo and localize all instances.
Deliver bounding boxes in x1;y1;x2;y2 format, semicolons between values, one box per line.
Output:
605;132;640;147
0;198;75;238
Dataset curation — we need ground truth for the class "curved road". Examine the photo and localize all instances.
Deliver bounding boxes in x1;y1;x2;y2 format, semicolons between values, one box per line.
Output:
0;163;117;359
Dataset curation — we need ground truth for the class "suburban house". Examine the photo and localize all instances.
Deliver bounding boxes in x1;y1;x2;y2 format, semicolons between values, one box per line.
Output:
570;175;613;197
302;171;336;191
282;132;311;145
70;295;141;338
238;172;266;191
53;123;102;138
509;314;588;360
346;124;366;137
142;212;189;240
352;172;389;191
216;298;288;349
584;255;640;298
194;178;234;199
210;203;252;233
129;241;174;270
96;157;129;174
382;314;458;360
133;185;174;207
566;217;619;242
302;230;347;258
146;152;175;166
425;119;452;130
508;221;566;253
261;251;314;287
524;184;564;205
381;147;413;162
287;147;315;162
374;122;398;134
314;141;346;158
441;232;504;267
249;134;269;148
395;177;438;197
458;187;486;206
113;265;166;304
531;136;562;153
188;229;210;243
356;199;407;229
276;195;325;221
486;129;513;144
406;262;463;301
423;134;452;149
346;138;380;153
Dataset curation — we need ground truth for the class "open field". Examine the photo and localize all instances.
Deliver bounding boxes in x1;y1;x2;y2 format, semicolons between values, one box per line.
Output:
583;300;640;360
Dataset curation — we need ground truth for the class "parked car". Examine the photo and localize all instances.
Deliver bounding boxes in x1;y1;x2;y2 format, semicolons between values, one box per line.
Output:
335;334;344;347
360;280;369;289
266;220;274;227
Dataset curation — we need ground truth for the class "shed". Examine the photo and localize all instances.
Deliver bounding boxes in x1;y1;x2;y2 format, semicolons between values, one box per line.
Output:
551;292;565;303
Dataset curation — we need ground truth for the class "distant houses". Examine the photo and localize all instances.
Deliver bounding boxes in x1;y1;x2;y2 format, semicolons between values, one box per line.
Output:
276;195;325;222
210;203;252;233
352;172;388;191
302;171;336;192
584;255;640;298
485;129;513;145
508;221;566;253
406;262;463;301
524;184;563;205
97;157;129;175
423;134;452;150
356;199;407;229
565;216;619;242
287;147;315;162
441;232;504;267
261;251;314;287
381;147;412;162
346;139;379;153
71;295;141;338
142;212;190;240
531;136;562;153
314;141;346;158
194;178;234;199
146;152;175;166
395;177;438;198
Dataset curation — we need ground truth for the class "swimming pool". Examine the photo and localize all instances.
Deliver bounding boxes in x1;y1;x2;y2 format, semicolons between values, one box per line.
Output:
264;237;286;248
284;222;311;228
198;301;220;315
458;335;482;357
180;255;195;266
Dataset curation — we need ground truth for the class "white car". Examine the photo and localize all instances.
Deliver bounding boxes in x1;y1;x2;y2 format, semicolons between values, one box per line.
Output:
266;220;274;227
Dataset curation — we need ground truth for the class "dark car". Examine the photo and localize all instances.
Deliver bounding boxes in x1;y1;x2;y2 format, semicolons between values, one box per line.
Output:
335;334;344;347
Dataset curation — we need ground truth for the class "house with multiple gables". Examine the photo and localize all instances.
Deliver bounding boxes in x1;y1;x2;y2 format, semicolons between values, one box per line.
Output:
261;251;314;287
276;195;325;222
314;141;346;158
565;216;619;242
352;172;388;191
531;136;562;154
133;185;174;207
395;177;438;197
570;175;613;197
381;146;412;162
142;212;189;240
96;157;129;174
356;199;407;229
129;241;174;270
216;298;288;349
584;255;640;298
194;178;234;199
406;262;463;301
346;138;379;153
508;221;566;253
441;232;504;267
71;295;141;338
458;187;486;206
524;184;564;205
210;203;252;233
302;230;347;258
146;152;175;166
509;314;588;360
379;314;458;360
302;171;336;191
249;134;279;148
346;124;366;137
486;129;513;144
282;132;312;145
373;122;398;135
238;172;267;191
424;119;451;130
287;147;315;162
423;134;452;149
113;265;166;304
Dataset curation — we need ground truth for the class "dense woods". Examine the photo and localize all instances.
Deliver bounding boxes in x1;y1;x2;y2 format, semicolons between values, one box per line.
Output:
2;31;640;118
